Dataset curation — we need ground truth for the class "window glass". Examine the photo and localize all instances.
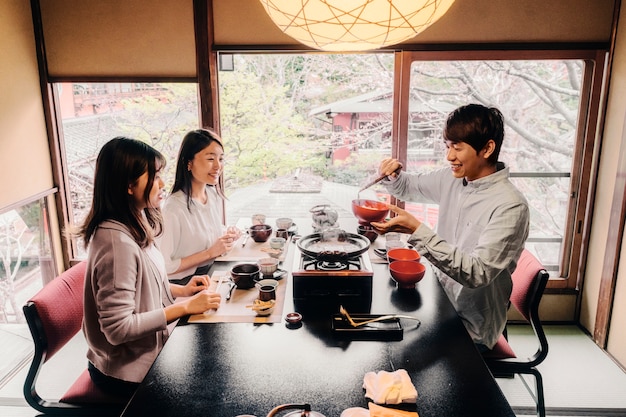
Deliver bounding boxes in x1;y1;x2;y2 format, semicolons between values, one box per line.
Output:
56;82;199;257
0;197;55;324
218;55;581;276
218;54;395;228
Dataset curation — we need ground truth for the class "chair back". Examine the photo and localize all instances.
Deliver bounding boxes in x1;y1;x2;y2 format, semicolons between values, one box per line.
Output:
23;261;122;415
24;261;87;362
509;249;550;367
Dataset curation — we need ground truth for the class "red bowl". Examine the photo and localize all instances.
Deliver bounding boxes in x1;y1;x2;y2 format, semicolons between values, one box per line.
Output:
387;248;420;263
389;260;426;289
351;199;389;224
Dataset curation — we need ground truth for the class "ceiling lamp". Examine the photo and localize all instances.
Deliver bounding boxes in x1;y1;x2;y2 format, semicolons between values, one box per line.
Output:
259;0;455;52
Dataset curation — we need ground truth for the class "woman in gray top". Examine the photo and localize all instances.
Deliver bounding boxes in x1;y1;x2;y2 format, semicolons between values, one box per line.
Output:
372;104;530;351
75;137;222;400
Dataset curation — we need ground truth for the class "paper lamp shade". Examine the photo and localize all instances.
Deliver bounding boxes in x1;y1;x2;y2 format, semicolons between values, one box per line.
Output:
259;0;455;51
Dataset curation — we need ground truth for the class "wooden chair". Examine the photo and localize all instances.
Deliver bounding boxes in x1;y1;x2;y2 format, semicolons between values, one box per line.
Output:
482;249;550;417
22;261;125;415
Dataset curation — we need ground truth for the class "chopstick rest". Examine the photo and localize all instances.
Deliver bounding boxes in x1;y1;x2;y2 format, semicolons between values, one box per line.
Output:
363;369;418;405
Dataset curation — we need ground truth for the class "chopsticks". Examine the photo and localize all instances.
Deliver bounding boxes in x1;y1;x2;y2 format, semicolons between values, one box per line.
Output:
214;273;226;293
358;165;403;193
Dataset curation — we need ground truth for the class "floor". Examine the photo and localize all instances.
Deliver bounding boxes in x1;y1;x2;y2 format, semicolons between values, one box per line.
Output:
1;323;625;417
499;325;626;417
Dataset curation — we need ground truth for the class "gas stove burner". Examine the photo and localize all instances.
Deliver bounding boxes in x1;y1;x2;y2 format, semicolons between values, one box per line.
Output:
317;260;348;271
300;254;364;272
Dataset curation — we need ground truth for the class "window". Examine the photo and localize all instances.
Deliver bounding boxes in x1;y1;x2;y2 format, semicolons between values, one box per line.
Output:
217;53;395;222
50;53;601;291
402;59;583;276
217;51;601;289
55;82;199;257
0;196;56;324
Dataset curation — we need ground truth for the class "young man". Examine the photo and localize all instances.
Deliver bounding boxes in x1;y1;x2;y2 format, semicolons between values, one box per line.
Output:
371;104;529;351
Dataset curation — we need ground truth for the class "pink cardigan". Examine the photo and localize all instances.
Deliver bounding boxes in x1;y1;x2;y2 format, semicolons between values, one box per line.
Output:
83;220;173;383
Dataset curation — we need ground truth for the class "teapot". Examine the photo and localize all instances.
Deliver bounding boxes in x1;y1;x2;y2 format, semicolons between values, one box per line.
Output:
310;204;338;232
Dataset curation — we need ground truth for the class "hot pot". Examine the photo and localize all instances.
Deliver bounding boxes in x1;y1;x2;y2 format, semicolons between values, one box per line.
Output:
296;230;370;262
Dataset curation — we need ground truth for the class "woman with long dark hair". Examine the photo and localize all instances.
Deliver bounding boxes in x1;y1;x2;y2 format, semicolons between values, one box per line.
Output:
76;137;221;400
159;129;240;284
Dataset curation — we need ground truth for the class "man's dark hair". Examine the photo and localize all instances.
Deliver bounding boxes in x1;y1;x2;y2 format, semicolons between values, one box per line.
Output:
443;104;504;165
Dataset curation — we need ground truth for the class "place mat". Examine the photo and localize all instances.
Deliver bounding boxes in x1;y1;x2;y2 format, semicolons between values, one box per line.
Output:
187;269;288;324
215;235;290;262
214;217;291;262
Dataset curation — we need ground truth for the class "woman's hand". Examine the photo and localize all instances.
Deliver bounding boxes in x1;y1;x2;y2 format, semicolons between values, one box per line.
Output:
183;290;222;315
209;234;237;258
169;275;209;298
164;288;222;322
181;275;210;297
226;226;242;240
371;204;421;235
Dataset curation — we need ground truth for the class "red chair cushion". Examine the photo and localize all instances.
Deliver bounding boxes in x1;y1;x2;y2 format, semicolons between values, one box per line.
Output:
482;334;516;359
510;250;543;321
30;262;87;359
60;369;125;404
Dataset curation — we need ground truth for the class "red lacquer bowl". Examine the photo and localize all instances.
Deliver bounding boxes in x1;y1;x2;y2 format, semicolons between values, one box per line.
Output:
389;260;426;289
351;199;389;224
387;248;420;263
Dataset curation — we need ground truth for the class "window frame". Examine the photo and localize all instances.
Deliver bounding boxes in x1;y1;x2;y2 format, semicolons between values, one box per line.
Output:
47;47;605;295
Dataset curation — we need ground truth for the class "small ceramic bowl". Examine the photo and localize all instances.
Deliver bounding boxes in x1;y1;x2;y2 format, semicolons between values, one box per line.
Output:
269;237;286;250
276;217;294;230
387;248;420;263
258;257;279;276
385;239;405;252
389;260;426;289
285;312;303;327
249;224;273;243
230;263;260;289
357;224;379;243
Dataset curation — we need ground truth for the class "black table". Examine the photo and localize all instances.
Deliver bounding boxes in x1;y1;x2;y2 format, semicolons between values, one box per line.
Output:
120;257;514;417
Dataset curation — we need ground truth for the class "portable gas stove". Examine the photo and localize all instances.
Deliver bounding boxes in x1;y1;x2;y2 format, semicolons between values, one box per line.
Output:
292;245;373;316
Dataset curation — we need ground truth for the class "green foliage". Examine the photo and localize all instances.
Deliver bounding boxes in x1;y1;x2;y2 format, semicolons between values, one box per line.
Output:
217;54;396;189
114;84;199;189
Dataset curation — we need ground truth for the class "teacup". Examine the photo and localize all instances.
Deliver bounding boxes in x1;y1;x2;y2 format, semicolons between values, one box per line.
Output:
258;257;279;277
269;237;286;250
256;279;279;301
276;217;293;230
251;213;266;225
276;228;289;239
385;239;405;252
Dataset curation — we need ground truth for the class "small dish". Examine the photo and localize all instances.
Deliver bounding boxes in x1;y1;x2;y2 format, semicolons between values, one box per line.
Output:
256;306;274;316
285;312;303;328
